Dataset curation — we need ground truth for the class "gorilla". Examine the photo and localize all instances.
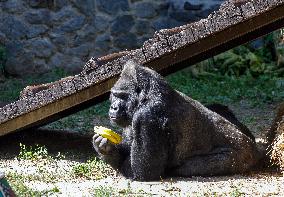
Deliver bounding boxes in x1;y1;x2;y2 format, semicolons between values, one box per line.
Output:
93;61;258;181
205;104;255;141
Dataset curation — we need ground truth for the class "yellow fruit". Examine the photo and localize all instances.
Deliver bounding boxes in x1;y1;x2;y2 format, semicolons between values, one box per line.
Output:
94;126;122;144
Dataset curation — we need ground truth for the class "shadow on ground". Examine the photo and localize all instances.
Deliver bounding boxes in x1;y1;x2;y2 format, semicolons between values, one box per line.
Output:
0;128;94;161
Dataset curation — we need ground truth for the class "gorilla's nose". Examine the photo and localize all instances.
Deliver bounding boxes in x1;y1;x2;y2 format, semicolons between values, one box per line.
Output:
110;104;118;113
109;108;118;120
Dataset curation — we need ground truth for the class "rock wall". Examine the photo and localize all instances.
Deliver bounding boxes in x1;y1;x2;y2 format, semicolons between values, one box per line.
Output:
0;0;224;76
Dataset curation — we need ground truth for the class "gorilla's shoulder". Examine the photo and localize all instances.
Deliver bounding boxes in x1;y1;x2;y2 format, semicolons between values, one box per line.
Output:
134;103;165;122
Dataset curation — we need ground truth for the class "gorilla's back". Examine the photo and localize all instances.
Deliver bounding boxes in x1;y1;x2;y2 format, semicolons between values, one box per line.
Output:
167;91;256;168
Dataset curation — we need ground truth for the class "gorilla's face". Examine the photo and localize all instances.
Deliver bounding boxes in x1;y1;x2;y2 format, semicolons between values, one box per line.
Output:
109;89;138;127
108;60;157;127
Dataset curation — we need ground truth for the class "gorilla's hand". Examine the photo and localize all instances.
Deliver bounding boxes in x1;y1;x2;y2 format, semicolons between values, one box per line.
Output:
92;134;123;170
92;134;114;155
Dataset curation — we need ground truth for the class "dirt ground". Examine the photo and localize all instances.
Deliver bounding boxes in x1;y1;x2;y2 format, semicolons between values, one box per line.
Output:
0;101;283;196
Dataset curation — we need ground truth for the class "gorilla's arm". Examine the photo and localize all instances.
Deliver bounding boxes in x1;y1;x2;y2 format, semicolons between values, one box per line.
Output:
93;111;169;181
128;109;169;181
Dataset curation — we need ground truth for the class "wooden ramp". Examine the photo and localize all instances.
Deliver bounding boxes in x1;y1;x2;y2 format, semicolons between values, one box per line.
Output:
1;0;284;136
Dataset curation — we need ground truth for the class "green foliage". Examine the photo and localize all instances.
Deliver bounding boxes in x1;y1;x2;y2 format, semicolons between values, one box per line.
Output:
211;45;274;77
0;79;24;101
254;33;275;62
0;67;71;102
51;67;70;78
71;157;114;180
0;45;7;74
190;33;281;78
18;143;50;161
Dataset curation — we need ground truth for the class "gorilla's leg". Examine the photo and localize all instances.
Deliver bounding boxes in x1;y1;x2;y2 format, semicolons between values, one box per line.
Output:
170;147;249;177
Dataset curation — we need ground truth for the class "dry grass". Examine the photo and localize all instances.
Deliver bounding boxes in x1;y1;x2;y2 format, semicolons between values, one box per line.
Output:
269;109;284;174
271;132;284;174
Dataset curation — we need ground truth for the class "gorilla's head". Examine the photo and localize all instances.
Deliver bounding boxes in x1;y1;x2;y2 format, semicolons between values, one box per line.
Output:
109;61;172;127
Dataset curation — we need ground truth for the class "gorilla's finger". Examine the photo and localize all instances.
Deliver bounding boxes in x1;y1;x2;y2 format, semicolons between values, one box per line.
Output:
95;136;103;144
93;134;100;139
92;134;100;143
99;138;108;148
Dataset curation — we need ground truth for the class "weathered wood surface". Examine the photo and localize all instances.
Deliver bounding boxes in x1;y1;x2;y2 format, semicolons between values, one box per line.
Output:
1;0;284;136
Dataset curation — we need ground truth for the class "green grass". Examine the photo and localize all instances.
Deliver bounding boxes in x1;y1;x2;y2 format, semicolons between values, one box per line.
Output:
7;172;61;197
91;185;150;197
15;144;66;184
71;157;115;180
18;143;65;161
0;45;6;75
167;71;284;106
91;186;114;197
0;68;70;102
230;187;245;197
45;101;110;132
18;143;50;161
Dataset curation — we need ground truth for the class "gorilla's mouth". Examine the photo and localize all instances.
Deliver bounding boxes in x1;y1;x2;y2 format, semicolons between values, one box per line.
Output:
109;113;127;122
109;115;130;127
109;115;123;123
109;116;117;121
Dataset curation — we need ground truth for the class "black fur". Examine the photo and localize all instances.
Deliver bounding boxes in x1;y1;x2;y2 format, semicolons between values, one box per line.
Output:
206;104;255;141
93;61;258;181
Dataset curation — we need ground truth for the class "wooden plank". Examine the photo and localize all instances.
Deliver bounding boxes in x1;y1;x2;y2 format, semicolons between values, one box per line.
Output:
147;2;284;74
0;77;118;135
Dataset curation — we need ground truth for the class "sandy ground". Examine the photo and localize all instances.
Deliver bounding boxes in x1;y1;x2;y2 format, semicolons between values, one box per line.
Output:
0;158;283;196
0;101;283;196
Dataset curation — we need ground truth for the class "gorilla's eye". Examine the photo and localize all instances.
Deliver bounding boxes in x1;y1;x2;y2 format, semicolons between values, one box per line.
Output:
113;92;129;100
